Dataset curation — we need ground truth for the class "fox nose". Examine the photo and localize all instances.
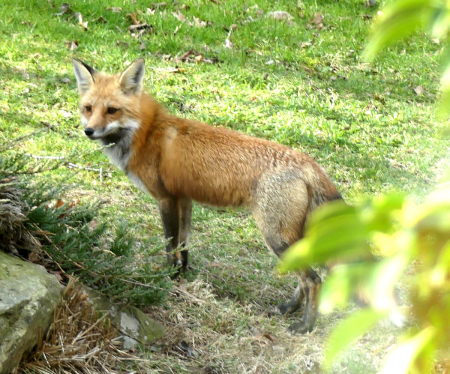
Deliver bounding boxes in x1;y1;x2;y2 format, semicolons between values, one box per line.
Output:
84;128;95;137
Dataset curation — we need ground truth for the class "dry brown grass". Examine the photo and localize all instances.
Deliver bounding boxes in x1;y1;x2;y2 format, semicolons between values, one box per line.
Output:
143;278;329;374
18;280;148;374
138;269;402;374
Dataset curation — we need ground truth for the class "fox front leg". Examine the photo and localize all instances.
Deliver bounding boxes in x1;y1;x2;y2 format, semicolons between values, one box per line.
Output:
178;197;192;270
158;198;182;268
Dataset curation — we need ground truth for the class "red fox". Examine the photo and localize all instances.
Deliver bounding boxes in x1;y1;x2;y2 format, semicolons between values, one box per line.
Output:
72;58;342;334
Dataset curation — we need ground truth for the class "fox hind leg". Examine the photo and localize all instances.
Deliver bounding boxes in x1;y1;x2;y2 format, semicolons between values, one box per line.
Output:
288;269;321;334
253;174;321;333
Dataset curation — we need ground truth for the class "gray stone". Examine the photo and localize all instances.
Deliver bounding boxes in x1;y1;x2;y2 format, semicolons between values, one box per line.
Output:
0;251;62;373
82;287;165;349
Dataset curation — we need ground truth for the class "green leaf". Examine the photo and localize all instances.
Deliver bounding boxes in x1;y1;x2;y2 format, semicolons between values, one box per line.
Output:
279;202;370;273
431;240;450;286
380;327;436;374
430;6;450;39
324;309;386;368
306;200;355;227
415;201;450;232
363;0;436;61
319;262;375;313
362;193;405;232
371;253;410;310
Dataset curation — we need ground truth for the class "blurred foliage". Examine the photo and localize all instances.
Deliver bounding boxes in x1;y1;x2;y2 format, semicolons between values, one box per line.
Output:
364;0;450;113
280;191;450;372
281;2;450;371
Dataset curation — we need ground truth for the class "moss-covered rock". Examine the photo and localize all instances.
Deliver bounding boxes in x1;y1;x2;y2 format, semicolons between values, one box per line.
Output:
0;251;62;373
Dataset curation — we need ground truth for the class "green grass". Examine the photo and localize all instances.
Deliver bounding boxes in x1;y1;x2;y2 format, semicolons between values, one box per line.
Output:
1;0;448;372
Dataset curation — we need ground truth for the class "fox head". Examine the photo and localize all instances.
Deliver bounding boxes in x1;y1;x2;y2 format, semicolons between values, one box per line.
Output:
72;58;145;140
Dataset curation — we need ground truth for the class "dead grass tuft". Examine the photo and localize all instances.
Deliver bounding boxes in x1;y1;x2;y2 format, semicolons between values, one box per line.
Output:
18;279;147;374
0;177;40;255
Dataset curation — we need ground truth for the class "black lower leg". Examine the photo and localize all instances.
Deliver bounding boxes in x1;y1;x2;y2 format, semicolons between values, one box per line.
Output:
288;270;321;334
278;284;305;315
181;248;189;269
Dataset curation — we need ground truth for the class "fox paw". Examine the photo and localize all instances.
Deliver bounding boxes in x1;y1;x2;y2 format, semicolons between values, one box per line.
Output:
278;302;291;315
181;264;193;273
288;322;314;335
277;301;302;316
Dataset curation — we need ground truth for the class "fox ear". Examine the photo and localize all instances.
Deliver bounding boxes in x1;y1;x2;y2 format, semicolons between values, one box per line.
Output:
73;58;96;94
119;58;145;95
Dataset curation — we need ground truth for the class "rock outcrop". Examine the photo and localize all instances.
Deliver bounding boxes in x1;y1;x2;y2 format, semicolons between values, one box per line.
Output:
0;251;62;373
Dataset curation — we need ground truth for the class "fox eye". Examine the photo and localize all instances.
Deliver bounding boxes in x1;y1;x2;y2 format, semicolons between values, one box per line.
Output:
85;105;92;112
107;107;118;115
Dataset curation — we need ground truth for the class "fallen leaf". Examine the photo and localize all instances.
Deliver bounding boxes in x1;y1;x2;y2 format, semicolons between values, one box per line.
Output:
54;199;64;209
176;49;196;61
193;16;207;27
96;16;107;23
107;7;122;13
49;270;63;282
74;12;88;30
129;23;152;32
140;42;146;50
17;67;30;80
56;2;71;16
224;38;233;49
365;0;377;6
172;10;186;21
65;40;79;50
357;62;372;71
116;40;130;48
88;219;100;231
204;57;219;64
165;67;186;73
414;85;424;95
251;328;276;343
312;13;324;29
61;77;71;84
28;252;40;263
267;11;293;21
151;2;167;9
59;109;72;118
174;25;181;35
176;341;196;358
301;41;312;48
194;54;204;63
127;13;141;25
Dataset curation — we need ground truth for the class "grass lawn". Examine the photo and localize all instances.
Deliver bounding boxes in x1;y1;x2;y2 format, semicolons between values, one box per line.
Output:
1;0;448;372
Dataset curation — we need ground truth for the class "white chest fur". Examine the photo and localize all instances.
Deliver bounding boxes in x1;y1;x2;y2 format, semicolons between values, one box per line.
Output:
100;119;139;172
